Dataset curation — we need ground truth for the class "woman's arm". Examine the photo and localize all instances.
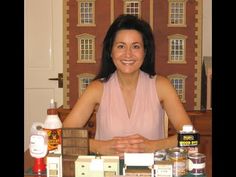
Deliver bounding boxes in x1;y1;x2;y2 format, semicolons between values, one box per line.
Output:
63;80;103;128
156;75;192;132
145;75;193;151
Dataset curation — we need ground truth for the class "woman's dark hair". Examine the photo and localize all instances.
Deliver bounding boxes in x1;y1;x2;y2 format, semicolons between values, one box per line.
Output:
94;14;156;81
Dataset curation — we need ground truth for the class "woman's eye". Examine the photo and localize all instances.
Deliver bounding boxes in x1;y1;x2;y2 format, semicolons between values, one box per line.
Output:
133;45;141;49
117;45;124;49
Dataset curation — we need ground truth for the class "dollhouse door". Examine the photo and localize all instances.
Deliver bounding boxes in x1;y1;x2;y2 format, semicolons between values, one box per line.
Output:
24;0;63;151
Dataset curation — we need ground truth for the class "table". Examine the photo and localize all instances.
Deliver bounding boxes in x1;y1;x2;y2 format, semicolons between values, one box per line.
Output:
25;150;207;177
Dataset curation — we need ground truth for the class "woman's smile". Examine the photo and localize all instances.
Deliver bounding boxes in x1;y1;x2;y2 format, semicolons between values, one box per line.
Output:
120;59;136;65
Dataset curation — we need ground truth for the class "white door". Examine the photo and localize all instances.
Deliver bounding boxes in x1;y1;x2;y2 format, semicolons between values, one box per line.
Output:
24;0;63;151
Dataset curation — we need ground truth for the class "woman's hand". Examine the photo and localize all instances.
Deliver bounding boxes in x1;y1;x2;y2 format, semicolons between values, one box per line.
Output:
113;134;155;154
91;134;156;158
90;134;178;158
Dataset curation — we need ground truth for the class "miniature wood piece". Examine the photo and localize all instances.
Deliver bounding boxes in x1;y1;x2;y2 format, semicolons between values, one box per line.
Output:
62;128;89;177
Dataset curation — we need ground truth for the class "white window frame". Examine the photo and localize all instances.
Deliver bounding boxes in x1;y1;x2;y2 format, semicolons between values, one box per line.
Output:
168;0;187;27
168;74;187;103
77;73;95;96
123;0;142;18
168;34;187;64
77;0;96;26
76;33;96;63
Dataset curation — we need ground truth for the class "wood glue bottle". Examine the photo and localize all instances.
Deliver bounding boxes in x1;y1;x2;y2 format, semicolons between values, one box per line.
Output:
44;99;62;154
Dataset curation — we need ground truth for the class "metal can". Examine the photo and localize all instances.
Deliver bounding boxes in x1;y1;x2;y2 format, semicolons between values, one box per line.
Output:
178;125;200;148
188;152;206;175
167;147;187;177
154;149;167;161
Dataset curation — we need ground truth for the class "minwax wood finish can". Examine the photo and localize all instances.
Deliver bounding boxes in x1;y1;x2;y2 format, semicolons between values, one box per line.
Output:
178;125;200;155
177;128;200;147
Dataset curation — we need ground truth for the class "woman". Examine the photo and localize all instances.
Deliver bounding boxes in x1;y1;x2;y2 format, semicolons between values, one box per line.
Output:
63;14;192;157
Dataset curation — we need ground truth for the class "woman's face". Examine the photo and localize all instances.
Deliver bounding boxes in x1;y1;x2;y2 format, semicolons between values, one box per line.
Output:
111;29;145;74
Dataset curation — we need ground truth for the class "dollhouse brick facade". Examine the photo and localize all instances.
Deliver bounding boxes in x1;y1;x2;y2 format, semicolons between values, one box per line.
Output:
63;0;203;111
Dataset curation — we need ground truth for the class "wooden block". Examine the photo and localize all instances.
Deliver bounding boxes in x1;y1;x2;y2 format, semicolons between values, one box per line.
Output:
62;128;89;177
63;138;88;147
63;156;77;177
63;147;89;156
62;128;88;138
62;128;89;156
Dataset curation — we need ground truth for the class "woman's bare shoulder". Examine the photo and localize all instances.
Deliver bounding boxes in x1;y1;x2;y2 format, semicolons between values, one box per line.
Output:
83;80;104;102
88;80;103;89
156;75;171;86
155;75;175;101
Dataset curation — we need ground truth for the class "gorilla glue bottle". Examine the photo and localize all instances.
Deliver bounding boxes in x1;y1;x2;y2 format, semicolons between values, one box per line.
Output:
44;99;62;154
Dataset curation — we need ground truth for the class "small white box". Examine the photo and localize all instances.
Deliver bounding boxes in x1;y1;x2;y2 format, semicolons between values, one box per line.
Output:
124;153;154;166
153;161;173;177
75;155;120;177
123;153;154;177
46;153;62;177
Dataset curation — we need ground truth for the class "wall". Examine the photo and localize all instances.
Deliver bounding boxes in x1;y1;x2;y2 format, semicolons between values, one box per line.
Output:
203;0;212;57
63;0;205;111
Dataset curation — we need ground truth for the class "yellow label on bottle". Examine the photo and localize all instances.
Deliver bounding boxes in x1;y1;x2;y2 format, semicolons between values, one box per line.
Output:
44;128;62;151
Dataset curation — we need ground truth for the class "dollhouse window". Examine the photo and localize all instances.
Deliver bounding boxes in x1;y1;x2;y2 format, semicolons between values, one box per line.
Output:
76;33;96;63
77;0;96;26
168;34;187;64
77;73;95;96
168;74;187;103
123;0;141;18
168;0;187;27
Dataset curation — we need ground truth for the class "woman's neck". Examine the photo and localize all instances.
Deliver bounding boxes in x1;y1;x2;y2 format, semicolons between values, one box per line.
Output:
116;70;140;90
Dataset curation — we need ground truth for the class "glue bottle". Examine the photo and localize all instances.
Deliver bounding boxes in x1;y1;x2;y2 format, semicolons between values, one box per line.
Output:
44;99;62;154
29;122;48;174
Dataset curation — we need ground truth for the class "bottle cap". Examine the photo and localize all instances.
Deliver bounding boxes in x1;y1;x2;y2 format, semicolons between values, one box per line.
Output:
182;124;193;132
47;99;58;115
49;99;56;108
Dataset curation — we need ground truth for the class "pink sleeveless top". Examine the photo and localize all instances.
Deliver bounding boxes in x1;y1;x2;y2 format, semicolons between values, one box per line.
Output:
95;71;165;140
